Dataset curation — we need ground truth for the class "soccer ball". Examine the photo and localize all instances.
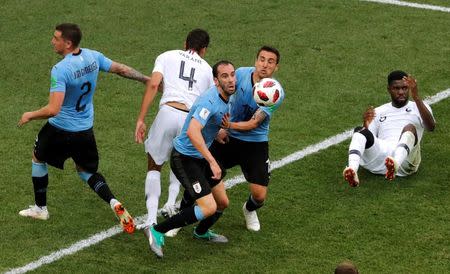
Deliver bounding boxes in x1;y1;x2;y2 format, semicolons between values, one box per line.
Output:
252;78;282;107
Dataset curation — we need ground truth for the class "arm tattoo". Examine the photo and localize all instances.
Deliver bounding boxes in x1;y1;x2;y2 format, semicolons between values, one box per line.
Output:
251;109;267;125
119;65;148;83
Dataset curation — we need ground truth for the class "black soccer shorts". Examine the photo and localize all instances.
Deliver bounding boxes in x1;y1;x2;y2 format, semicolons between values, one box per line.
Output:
170;149;224;201
34;122;99;173
209;136;270;186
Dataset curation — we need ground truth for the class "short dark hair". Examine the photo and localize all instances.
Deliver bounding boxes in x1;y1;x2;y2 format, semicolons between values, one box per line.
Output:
55;23;82;48
257;45;280;64
185;29;210;53
212;60;234;78
387;70;407;86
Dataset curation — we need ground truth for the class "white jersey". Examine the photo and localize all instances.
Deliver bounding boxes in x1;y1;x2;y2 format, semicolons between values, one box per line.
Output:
153;49;214;109
368;101;433;145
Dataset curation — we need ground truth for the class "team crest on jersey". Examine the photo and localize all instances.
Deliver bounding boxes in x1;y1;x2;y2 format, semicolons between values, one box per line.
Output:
192;181;202;194
199;108;210;120
406;107;412;112
379;116;386;122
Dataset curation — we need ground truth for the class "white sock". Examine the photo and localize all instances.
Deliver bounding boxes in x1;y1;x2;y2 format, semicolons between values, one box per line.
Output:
145;170;161;225
109;198;119;210
394;131;415;165
348;132;366;172
166;170;181;206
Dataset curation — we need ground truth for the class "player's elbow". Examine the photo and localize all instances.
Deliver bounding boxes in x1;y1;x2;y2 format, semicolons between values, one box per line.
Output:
46;106;60;117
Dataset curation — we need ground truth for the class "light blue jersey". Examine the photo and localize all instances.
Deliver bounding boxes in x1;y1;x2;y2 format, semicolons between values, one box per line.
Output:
229;67;284;142
48;48;113;132
173;86;229;159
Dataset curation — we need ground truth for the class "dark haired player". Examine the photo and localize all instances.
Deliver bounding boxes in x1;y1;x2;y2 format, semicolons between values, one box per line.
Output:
144;61;236;258
211;45;285;232
134;29;214;232
343;70;435;186
18;23;149;233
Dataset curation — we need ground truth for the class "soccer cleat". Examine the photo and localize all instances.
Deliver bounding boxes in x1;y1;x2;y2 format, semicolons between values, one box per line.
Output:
157;203;180;219
19;205;49;220
143;226;164;258
242;203;260;231
193;227;228;243
113;203;135;234
385;156;398;181
343;167;360;187
165;227;181;237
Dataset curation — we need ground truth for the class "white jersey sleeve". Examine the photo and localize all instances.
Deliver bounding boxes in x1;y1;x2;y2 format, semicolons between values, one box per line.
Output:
153;50;214;109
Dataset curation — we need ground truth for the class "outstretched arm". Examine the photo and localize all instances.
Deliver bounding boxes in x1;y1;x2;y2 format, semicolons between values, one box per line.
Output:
135;72;163;143
109;62;149;84
221;108;267;131
403;75;435;131
18;92;65;127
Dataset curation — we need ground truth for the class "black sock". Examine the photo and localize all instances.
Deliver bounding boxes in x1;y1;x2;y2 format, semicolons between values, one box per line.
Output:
180;189;194;210
32;175;48;207
245;195;264;211
154;206;198;234
87;173;115;203
195;211;223;235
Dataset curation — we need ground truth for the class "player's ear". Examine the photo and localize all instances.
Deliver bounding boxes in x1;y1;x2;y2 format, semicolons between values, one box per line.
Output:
213;77;219;87
274;64;279;72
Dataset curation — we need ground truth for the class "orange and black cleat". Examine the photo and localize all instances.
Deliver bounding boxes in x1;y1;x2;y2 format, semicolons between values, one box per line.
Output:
114;203;135;234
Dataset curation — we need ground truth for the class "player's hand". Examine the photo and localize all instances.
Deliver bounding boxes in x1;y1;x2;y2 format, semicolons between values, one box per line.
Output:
18;112;32;127
215;128;229;144
403;75;419;100
363;106;375;128
134;120;147;144
209;160;222;180
220;113;230;129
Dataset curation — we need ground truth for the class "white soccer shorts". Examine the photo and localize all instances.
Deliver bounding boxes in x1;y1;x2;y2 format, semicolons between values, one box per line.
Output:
145;104;188;165
360;137;421;177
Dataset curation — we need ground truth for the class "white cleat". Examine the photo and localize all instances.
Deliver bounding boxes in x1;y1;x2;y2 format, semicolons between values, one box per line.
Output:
242;203;260;231
343;167;360;187
19;205;49;220
165;227;181;237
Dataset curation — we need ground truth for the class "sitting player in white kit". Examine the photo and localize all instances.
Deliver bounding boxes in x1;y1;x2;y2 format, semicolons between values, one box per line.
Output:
343;70;435;186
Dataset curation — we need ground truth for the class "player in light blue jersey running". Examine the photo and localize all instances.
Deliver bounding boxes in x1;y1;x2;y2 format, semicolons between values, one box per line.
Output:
18;23;149;234
211;46;284;232
144;61;236;258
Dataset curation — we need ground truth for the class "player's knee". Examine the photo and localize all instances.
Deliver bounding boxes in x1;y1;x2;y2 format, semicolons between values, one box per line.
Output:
147;153;163;171
216;196;229;211
355;127;374;149
200;202;217;217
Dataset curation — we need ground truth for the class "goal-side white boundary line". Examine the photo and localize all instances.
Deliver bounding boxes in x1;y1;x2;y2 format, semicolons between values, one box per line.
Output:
6;89;450;274
362;0;450;13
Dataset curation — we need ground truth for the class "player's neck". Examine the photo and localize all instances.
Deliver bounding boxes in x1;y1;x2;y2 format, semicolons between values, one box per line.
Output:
62;47;81;56
391;100;408;108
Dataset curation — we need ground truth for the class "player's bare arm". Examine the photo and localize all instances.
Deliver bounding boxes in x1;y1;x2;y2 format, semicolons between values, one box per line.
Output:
109;62;149;83
224;108;267;131
135;72;163;143
187;119;221;180
18;92;65;127
363;106;375;129
403;75;435;131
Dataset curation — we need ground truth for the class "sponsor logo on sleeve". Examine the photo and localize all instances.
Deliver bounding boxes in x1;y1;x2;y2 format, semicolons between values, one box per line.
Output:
50;76;57;88
199;108;210;120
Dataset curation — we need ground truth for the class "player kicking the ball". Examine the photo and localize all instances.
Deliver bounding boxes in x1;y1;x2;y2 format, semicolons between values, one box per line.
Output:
343;70;435;186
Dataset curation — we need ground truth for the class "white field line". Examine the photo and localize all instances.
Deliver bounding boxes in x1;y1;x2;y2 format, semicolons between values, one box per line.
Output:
5;88;450;274
362;0;450;13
